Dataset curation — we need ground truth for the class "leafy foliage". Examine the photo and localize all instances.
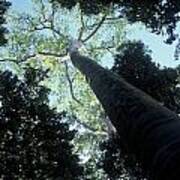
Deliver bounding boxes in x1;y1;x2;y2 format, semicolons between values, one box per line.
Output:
113;41;180;113
50;0;180;41
50;0;180;60
0;67;83;179
99;134;147;180
99;41;180;180
0;0;11;45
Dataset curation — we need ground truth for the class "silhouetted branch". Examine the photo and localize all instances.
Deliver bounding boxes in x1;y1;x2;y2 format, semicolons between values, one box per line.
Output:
74;117;100;133
39;0;46;21
64;61;83;106
0;58;17;63
78;11;85;40
25;1;66;39
82;14;107;42
0;54;37;64
38;51;67;58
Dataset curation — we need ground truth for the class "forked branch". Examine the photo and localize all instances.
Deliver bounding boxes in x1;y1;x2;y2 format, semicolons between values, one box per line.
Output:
82;14;107;43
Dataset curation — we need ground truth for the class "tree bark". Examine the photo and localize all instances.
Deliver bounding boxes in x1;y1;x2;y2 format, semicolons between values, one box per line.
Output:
70;52;180;180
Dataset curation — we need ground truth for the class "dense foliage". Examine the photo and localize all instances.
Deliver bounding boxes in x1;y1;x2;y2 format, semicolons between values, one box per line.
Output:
0;68;83;179
0;0;11;45
99;134;147;180
113;41;180;113
50;0;180;43
50;0;180;60
99;41;180;180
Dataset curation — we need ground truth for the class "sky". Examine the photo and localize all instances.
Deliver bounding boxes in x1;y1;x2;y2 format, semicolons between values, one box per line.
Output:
10;0;180;68
127;24;180;68
11;0;32;12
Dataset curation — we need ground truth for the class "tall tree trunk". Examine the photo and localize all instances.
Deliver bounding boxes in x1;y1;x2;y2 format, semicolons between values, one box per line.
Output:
70;52;180;180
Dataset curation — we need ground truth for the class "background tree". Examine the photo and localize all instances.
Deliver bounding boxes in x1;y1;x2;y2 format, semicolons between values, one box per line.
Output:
99;134;146;180
0;67;83;179
112;41;180;113
0;0;11;45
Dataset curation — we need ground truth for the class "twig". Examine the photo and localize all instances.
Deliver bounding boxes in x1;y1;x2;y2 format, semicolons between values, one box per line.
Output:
38;51;67;58
25;6;66;39
0;58;17;63
82;14;107;43
30;24;66;38
70;114;107;135
78;11;85;40
87;45;115;51
74;117;99;133
106;17;121;21
39;0;46;21
0;54;37;64
21;53;37;62
64;61;83;106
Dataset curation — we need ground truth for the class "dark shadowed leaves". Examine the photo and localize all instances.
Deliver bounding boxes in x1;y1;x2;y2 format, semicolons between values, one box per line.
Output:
0;0;11;45
99;41;180;180
0;67;83;179
50;0;180;43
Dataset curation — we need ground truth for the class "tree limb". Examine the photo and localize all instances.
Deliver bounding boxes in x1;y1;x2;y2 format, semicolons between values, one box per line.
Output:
78;11;85;40
38;51;67;58
74;117;102;134
25;4;66;39
0;54;37;64
0;58;17;63
82;14;107;43
39;0;46;22
64;61;83;106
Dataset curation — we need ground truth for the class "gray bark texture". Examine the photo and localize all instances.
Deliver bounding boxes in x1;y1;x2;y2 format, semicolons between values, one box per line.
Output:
70;52;180;180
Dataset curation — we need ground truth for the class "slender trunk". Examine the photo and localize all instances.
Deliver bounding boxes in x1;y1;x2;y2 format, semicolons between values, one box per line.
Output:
70;52;180;180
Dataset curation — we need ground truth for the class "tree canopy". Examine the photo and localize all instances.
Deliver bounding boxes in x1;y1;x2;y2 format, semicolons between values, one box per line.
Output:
112;41;180;113
50;0;180;59
0;0;11;45
0;67;83;179
50;0;180;42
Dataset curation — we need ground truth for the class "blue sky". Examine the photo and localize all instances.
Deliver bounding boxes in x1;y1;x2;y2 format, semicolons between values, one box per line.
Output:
10;0;180;68
11;0;32;12
127;24;180;67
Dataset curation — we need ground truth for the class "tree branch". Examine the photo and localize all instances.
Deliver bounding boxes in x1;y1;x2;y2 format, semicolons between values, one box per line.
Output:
0;54;37;64
39;0;46;21
74;117;100;133
0;58;17;63
21;53;37;62
25;3;66;39
64;61;83;106
106;17;121;21
38;51;67;58
78;11;85;40
82;14;107;43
